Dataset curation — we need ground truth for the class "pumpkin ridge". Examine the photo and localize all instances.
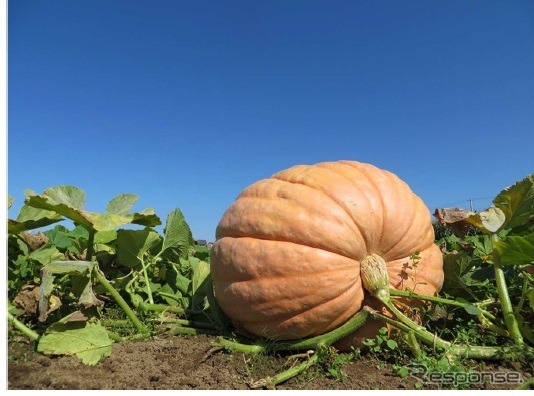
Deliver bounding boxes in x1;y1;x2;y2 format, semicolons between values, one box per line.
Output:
379;182;417;259
338;161;387;254
315;162;380;251
243;275;358;322
217;264;358;284
240;277;364;338
216;232;361;262
271;173;366;256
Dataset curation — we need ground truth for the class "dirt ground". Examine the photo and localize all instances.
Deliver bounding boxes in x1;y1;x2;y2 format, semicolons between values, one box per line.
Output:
7;334;532;390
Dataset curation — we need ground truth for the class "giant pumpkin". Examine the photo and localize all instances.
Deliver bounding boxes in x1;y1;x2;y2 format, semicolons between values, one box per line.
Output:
211;160;444;348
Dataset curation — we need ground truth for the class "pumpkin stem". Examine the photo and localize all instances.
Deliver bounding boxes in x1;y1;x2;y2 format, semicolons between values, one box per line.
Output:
360;253;390;296
360;254;431;335
213;310;370;354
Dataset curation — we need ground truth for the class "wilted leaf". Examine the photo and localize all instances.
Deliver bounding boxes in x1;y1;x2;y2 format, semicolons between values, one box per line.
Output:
20;232;49;251
38;261;98;321
37;319;112;365
12;284;40;315
467;207;506;234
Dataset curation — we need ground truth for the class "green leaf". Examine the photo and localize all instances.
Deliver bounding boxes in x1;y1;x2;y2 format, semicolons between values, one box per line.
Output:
94;230;117;244
69;225;90;239
106;194;138;215
116;229;161;268
8;194;13;209
494;234;534;266
161;209;193;259
25;187;161;232
441;252;478;300
193;245;210;261
527;289;534;310
156;284;186;306
29;245;64;265
493;174;534;230
463;304;482;316
8;205;63;234
43;226;73;249
37;319;112;365
36;186;86;209
166;262;191;295
131;207;161;227
515;313;534;344
386;339;398;350
469;235;493;263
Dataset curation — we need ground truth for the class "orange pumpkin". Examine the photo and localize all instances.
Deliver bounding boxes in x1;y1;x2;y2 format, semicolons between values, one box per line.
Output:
211;160;443;348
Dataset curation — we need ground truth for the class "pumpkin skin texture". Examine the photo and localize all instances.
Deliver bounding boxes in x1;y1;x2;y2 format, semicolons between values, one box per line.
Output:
211;161;444;347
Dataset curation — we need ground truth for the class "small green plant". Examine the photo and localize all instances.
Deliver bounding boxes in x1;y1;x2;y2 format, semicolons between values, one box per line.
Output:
363;327;400;354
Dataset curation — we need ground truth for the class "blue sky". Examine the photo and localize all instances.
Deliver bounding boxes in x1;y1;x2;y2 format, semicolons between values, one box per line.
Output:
8;1;534;240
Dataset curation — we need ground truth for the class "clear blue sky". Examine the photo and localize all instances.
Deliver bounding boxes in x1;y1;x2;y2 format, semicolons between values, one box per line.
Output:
8;1;534;241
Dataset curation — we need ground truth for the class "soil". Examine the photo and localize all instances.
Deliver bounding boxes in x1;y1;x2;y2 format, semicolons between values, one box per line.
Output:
7;334;532;390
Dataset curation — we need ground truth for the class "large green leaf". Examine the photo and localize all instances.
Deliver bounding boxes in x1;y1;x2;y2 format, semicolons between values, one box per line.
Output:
441;252;479;300
29;245;64;265
106;194;138;215
43;226;74;249
37;319;112;365
161;209;193;259
8;194;13;209
94;230;117;244
8;205;63;234
116;229;161;267
494;234;534;266
468;174;534;234
38;186;86;209
493;174;534;230
25;186;161;232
